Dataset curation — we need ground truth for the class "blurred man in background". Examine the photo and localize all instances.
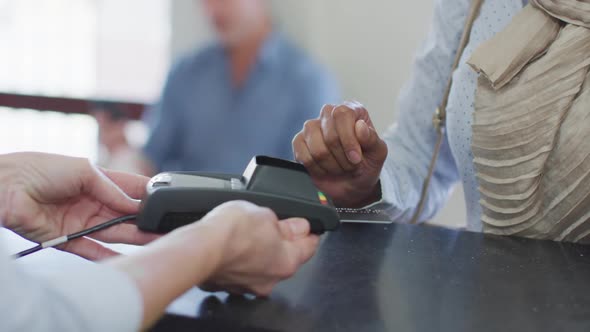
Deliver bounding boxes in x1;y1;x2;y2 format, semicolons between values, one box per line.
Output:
141;0;340;175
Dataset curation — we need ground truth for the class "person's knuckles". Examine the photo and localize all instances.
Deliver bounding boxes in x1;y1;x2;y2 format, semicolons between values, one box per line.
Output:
319;104;336;118
292;136;306;155
309;144;333;162
292;136;314;167
332;106;361;141
345;101;374;125
294;145;325;175
323;128;341;151
303;122;334;161
302;160;328;177
303;119;320;134
366;126;381;146
292;133;305;157
356;121;382;151
299;155;315;170
293;149;308;165
341;139;362;156
345;100;367;113
331;104;356;123
374;139;388;161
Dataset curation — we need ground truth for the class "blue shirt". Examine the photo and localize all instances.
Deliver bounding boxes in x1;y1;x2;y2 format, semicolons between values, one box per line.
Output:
144;32;340;174
374;0;528;231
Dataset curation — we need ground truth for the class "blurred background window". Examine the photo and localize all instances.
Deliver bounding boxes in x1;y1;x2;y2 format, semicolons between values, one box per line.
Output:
0;0;169;160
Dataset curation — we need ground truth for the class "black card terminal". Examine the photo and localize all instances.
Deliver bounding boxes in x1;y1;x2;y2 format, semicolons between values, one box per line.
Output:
136;156;340;234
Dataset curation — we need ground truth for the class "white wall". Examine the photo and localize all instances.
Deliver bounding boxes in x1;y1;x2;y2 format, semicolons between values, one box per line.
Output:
96;0;170;101
274;1;435;133
169;0;466;228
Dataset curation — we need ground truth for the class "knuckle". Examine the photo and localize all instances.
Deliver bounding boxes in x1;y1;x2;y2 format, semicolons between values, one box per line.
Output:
310;146;331;161
343;100;369;118
292;132;303;146
292;149;301;162
331;105;353;120
324;132;340;149
358;108;369;121
292;135;307;155
345;100;364;110
297;153;313;167
303;119;319;132
341;140;359;152
320;104;335;117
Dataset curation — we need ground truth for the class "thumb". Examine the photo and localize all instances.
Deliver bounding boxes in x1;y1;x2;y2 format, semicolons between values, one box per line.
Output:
355;120;387;157
279;218;320;266
288;234;320;266
278;218;311;240
87;166;141;215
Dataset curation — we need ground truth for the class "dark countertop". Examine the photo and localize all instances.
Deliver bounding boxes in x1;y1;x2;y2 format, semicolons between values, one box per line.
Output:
152;222;590;332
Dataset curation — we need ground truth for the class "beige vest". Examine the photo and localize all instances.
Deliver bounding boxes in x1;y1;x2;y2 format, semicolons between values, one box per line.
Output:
468;1;590;243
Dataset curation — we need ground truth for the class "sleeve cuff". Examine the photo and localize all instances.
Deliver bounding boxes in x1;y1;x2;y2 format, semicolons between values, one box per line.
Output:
362;169;414;223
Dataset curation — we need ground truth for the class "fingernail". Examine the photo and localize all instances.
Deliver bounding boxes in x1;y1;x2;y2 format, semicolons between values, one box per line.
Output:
289;219;308;235
347;150;362;164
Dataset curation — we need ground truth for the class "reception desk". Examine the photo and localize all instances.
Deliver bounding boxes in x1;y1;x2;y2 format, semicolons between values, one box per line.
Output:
150;222;590;332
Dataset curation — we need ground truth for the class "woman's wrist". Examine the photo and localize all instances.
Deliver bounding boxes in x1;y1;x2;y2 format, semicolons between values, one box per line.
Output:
166;220;229;280
336;180;382;208
104;220;231;329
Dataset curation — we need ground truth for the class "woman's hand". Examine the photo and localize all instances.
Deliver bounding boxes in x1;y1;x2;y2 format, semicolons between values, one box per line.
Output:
0;152;321;329
108;200;320;328
0;152;158;260
292;101;388;207
196;201;320;296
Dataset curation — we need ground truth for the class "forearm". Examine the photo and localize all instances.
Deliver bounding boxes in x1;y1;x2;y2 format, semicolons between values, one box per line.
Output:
106;222;226;329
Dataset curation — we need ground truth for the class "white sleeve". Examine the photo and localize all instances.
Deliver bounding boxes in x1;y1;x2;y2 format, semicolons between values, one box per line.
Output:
373;0;471;222
0;244;143;332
